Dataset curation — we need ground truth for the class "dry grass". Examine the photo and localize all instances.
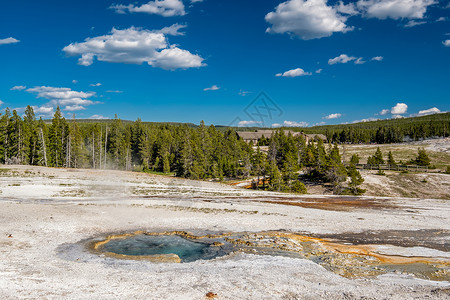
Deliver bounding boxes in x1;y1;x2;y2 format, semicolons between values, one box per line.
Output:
340;141;450;169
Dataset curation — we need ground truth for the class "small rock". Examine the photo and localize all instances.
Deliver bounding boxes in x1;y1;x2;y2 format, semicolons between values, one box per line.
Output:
7;234;12;238
206;292;218;299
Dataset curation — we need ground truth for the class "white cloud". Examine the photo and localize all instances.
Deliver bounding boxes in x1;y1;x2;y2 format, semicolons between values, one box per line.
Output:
89;114;110;120
314;121;326;126
191;0;203;2
443;40;450;46
357;0;436;20
0;37;20;45
335;1;359;15
239;90;251;96
392;114;405;119
328;54;357;64
315;68;323;73
371;56;384;61
72;80;78;84
63;27;205;70
89;83;102;87
64;105;86;111
352;117;378;123
26;86;98;111
10;85;27;91
106;90;123;93
273;120;309;127
418;107;441;115
324;113;342;119
354;57;366;64
203;85;220;91
110;0;185;17
276;68;312;77
436;17;446;22
379;108;390;115
404;20;426;27
265;0;352;40
0;100;3;106
154;23;187;36
238;120;263;126
391;102;408;114
32;106;55;117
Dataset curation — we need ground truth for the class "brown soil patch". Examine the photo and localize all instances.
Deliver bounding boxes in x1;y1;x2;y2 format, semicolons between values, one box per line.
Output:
262;197;398;211
317;229;450;252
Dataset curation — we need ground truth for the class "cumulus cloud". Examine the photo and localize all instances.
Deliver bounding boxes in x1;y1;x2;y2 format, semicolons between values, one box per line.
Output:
0;100;4;106
328;54;357;64
315;68;323;73
203;85;220;91
89;83;102;87
110;0;186;17
371;56;384;61
63;27;205;70
276;68;312;77
391;102;408;114
324;113;342;119
265;0;352;40
357;0;436;20
273;120;309;127
335;1;359;15
418;107;441;115
0;37;20;45
10;85;27;91
32;106;55;117
443;40;450;46
106;90;123;93
25;86;98;112
379;108;390;115
238;120;263;126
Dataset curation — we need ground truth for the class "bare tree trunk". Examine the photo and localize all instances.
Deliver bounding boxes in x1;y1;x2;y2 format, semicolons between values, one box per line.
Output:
39;128;48;167
66;135;71;168
18;126;22;163
99;128;102;169
104;127;108;169
92;131;95;169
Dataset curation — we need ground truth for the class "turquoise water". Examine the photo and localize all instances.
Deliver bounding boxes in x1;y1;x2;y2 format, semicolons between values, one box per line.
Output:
101;235;222;262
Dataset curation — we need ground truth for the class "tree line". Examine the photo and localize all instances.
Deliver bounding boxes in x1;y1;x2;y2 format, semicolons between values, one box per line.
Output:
0;106;366;195
261;112;450;144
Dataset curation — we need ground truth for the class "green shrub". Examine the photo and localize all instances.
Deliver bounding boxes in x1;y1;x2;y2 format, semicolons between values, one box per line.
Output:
291;181;307;194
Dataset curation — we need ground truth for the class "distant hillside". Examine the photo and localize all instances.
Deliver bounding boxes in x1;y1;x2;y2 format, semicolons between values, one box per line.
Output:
226;112;450;143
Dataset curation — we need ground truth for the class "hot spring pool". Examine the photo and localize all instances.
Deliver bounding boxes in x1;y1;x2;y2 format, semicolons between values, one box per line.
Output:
99;234;224;262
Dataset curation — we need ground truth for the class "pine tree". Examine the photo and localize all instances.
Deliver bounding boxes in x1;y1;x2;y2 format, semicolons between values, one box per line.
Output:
0;108;11;163
350;154;360;165
346;164;366;195
24;106;38;165
415;148;430;166
268;161;282;192
48;107;68;167
387;151;396;165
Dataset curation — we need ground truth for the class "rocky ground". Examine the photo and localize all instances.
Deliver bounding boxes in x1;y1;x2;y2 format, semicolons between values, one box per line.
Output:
0;165;449;299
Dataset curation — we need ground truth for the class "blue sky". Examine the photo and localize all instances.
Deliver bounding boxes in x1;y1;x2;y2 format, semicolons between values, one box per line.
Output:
0;0;449;127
